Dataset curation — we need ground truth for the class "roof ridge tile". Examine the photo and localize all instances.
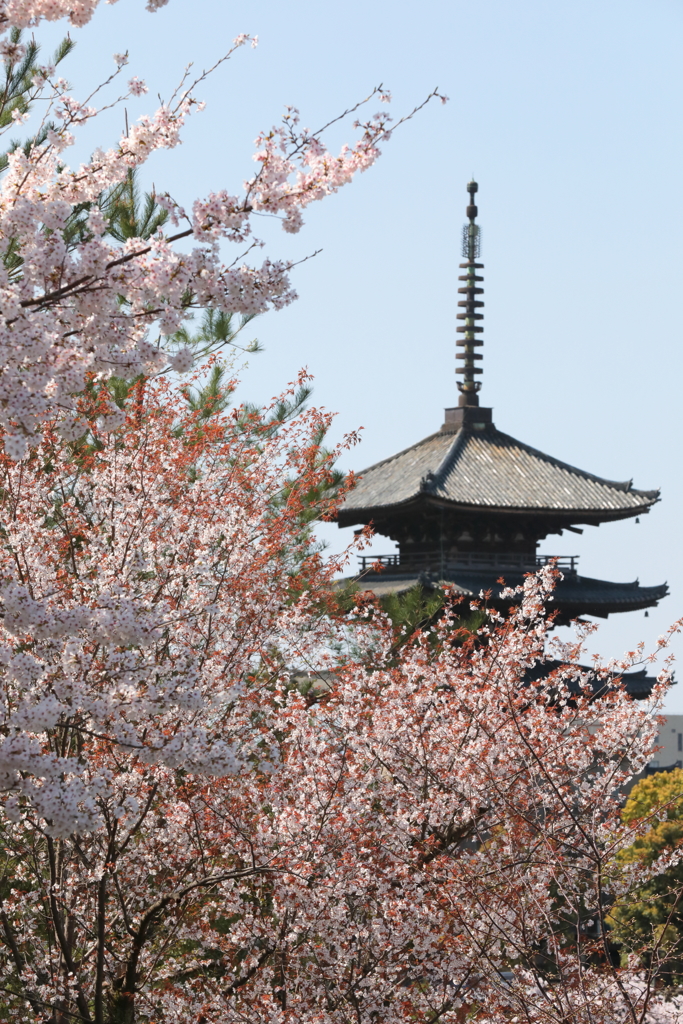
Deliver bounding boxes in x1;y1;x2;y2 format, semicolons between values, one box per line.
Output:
488;427;660;500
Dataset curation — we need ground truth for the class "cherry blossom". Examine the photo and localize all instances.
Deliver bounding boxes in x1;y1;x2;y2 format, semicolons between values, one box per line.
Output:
0;367;356;835
0;529;680;1022
126;76;148;96
0;0;445;459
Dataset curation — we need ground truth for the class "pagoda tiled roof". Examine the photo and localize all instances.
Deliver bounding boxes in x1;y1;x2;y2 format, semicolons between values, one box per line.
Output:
339;422;659;524
525;661;663;701
345;568;668;620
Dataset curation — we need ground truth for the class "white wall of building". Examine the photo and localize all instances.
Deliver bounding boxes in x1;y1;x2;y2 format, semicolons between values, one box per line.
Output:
650;715;683;770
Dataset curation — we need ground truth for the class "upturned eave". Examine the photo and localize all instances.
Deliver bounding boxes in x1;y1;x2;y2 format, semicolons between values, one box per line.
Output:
337;423;660;528
336;491;659;530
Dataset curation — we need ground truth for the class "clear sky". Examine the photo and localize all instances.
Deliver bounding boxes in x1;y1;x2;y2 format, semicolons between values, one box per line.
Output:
35;0;683;710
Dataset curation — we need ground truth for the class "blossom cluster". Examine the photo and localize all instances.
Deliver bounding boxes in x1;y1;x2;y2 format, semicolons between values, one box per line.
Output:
1;0;169;28
0;553;679;1023
0;371;352;835
0;0;442;460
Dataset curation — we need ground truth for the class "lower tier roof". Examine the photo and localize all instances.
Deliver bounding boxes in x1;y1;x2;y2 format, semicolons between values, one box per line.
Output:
525;661;661;701
344;568;668;623
290;663;662;700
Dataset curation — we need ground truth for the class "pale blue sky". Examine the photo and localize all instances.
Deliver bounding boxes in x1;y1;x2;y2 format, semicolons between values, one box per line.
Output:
36;0;683;709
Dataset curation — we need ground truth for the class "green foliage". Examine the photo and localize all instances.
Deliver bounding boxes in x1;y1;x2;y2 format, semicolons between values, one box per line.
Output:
385;587;485;647
179;362;311;434
610;768;683;985
241;382;311;434
183;363;234;421
0;30;75;163
75;305;261;434
106;374;139;410
171;307;261;363
335;581;487;665
62;166;171;253
278;420;343;524
0;30;75;279
0;31;40;140
102;167;169;241
380;584;453;635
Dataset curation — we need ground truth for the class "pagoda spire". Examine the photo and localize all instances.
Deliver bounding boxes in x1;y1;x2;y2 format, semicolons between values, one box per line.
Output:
456;179;484;407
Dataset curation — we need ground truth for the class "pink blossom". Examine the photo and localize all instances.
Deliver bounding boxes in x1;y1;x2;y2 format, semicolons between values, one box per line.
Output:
168;346;193;372
0;3;446;460
127;75;148;96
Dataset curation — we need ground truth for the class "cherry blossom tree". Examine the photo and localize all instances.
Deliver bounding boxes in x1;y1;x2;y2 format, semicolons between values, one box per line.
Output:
0;377;679;1024
0;0;445;461
0;366;355;831
0;366;360;1021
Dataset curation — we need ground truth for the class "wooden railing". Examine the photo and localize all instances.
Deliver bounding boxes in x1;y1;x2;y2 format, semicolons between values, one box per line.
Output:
357;552;579;574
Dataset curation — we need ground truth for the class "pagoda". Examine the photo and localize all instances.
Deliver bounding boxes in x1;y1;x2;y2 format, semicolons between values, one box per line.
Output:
337;181;668;627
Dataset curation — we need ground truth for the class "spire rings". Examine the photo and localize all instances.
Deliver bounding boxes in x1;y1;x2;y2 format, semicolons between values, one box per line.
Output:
456;180;484;405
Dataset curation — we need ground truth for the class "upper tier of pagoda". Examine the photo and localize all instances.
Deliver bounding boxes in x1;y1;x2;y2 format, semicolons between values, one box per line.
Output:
337;408;660;528
337;181;668;623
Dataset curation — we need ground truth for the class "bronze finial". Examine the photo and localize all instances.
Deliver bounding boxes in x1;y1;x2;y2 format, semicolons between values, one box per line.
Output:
456;179;484;406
